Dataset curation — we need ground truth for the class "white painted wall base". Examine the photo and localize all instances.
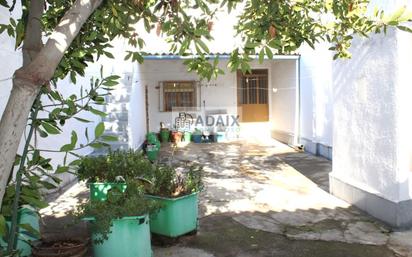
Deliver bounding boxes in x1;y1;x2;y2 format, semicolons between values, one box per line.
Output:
330;174;412;228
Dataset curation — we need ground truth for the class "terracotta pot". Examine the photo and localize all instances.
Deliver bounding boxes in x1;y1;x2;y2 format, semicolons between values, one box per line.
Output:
32;239;88;257
170;132;182;143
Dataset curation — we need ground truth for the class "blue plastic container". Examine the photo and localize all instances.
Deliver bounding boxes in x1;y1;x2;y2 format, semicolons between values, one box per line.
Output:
192;134;202;143
216;132;226;142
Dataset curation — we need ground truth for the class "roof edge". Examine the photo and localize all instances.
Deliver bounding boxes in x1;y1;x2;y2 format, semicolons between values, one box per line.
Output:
142;54;300;61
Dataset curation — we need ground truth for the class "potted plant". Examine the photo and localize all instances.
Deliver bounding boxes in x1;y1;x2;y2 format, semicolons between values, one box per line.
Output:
74;181;160;257
191;129;203;143
77;150;152;201
159;123;170;143
144;163;203;237
32;239;88;257
146;133;160;161
170;131;183;143
183;131;192;142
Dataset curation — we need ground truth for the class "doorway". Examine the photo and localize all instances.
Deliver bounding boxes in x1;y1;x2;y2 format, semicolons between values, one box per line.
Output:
237;69;269;122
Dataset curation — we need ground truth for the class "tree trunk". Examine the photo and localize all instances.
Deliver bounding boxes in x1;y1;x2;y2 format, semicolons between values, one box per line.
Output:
0;0;103;209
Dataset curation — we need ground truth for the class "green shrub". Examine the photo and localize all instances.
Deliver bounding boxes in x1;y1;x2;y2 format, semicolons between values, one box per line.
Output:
77;150;153;183
146;163;204;198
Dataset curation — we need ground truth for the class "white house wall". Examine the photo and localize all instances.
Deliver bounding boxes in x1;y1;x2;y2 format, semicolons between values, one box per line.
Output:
299;44;333;159
329;0;412;226
269;60;297;145
129;64;147;149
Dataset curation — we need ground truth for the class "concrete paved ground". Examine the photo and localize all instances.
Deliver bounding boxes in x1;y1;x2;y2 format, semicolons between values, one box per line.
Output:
41;139;412;257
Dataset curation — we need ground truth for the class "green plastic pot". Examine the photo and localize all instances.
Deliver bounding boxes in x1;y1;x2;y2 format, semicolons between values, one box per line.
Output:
146;145;159;161
89;183;127;201
146;132;158;145
0;208;40;257
90;215;152;257
183;132;191;142
146;192;198;237
160;129;170;143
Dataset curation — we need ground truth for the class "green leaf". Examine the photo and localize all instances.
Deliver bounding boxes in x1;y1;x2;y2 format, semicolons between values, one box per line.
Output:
101;135;118;141
0;215;6;237
14;154;21;166
56;166;69;174
69;159;82;166
70;131;78;146
89;142;105;149
39;181;57;190
89;107;107;117
390;6;406;22
0;0;9;8
41;122;61;135
144;18;151;32
245;42;259;49
19;223;40;238
95;122;105;138
397;25;412;33
105;75;121;81
21;196;48;209
60;143;74;152
258;49;265;63
265;47;273;59
105;52;114;59
102;80;119;87
74;117;92;123
196;39;210;53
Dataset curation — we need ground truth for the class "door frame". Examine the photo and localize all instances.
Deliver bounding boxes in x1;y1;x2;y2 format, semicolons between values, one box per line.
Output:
236;69;269;122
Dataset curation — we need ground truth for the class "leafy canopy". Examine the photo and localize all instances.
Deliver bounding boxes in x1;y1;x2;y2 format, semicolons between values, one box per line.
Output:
1;0;411;81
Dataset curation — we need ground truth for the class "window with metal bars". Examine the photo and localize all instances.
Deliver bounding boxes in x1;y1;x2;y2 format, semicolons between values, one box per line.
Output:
163;81;196;112
238;70;268;105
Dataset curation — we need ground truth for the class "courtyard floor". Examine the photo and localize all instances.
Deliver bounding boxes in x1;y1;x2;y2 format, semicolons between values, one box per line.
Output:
41;138;412;257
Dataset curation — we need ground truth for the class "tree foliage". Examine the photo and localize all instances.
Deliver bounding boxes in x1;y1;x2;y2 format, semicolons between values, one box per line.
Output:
2;0;411;80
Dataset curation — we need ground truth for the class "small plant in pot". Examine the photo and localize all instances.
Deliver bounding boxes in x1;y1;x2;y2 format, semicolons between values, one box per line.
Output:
144;163;203;238
170;131;183;143
146;133;161;161
73;181;160;257
183;131;192;142
159;122;170;143
77;150;152;201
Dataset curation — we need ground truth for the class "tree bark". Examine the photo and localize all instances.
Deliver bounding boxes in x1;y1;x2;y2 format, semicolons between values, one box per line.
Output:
0;0;103;209
22;0;44;66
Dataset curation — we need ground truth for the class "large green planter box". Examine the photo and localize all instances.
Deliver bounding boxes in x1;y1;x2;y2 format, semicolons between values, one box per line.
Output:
146;192;198;237
0;208;40;257
91;215;152;257
89;183;127;201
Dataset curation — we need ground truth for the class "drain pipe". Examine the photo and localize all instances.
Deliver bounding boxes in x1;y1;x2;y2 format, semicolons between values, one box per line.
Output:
293;56;303;150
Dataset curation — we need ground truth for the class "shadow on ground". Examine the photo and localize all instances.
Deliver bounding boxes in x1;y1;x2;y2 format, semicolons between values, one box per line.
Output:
40;139;407;257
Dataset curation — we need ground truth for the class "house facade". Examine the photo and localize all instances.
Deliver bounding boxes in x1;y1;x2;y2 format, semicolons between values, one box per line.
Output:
136;56;304;146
